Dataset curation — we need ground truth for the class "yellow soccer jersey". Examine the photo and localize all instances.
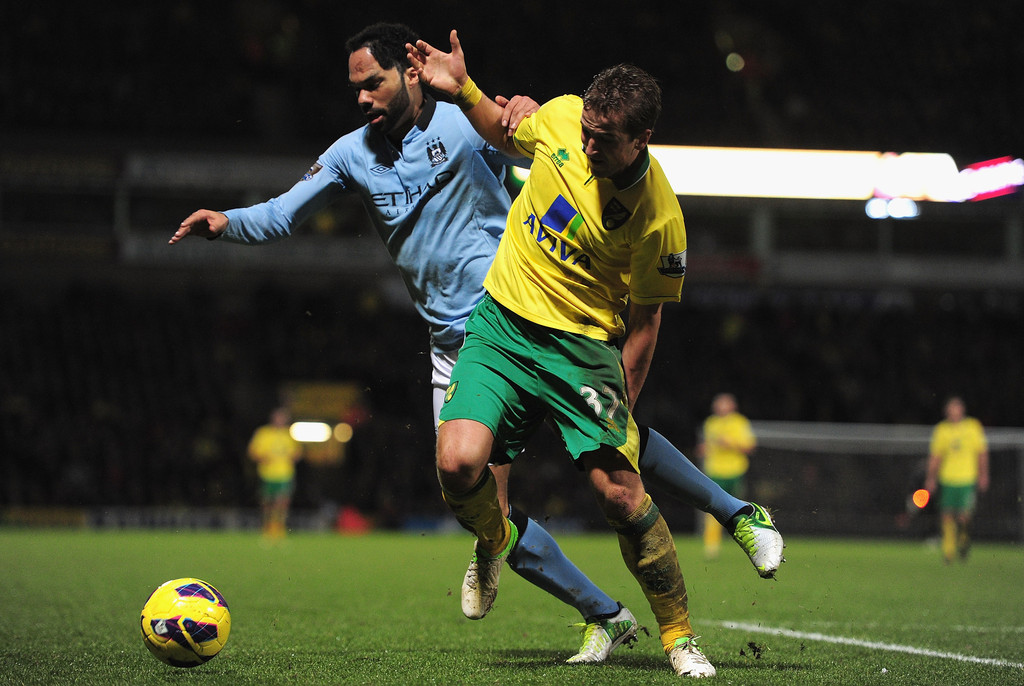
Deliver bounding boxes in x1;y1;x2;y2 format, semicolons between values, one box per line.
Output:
248;426;302;483
703;412;756;479
484;95;687;340
929;417;987;486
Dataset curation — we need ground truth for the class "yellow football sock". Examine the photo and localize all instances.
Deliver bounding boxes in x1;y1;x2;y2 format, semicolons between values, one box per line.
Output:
611;494;693;653
441;469;509;556
941;517;956;562
703;513;722;557
956;521;970;556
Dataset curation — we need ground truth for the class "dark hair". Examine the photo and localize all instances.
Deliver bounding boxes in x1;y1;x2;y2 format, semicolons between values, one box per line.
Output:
344;22;418;71
582;64;662;137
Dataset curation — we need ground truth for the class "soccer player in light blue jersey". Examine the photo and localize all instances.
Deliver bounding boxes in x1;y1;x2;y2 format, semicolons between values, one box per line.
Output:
170;22;782;664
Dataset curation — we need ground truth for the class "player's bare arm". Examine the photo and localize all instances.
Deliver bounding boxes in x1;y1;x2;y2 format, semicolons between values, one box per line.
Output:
621;301;662;411
169;209;229;244
978;450;990;492
923;454;941;493
407;30;523;157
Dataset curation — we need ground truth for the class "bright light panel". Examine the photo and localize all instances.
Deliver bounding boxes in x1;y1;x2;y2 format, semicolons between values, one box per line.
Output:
290;421;332;443
652;146;962;201
510;146;1020;202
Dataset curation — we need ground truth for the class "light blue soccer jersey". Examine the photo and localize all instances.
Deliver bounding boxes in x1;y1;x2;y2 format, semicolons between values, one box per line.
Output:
221;97;521;352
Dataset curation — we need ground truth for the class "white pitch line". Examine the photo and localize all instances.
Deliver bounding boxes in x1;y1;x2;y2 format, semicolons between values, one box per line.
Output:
716;621;1024;669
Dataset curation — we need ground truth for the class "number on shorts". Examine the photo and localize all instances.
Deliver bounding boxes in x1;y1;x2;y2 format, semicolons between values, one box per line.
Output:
579;385;621;421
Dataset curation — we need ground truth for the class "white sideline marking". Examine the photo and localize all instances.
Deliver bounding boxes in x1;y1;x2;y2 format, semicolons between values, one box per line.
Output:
717;621;1024;669
779;620;1024;635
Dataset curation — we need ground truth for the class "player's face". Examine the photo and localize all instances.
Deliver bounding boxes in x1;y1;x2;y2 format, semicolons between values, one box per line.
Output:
945;398;965;422
348;48;416;136
580;108;651;179
713;394;736;416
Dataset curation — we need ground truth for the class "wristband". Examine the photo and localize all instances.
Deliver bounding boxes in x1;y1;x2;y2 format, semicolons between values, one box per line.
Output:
452;77;483;111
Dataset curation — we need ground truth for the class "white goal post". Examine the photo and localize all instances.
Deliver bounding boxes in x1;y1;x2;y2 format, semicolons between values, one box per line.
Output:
739;421;1024;541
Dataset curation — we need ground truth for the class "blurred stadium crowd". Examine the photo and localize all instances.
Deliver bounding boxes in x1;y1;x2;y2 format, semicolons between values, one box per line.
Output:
3;2;1022;155
2;279;1020;522
2;3;1022;528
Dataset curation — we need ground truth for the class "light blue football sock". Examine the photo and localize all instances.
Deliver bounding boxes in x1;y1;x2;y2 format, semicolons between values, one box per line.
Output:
638;426;748;526
506;507;619;620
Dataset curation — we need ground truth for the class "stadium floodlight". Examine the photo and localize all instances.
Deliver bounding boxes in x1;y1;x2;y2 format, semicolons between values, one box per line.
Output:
865;197;890;219
864;197;920;220
333;422;354;443
289;421;332;443
725;52;746;72
886;197;920;218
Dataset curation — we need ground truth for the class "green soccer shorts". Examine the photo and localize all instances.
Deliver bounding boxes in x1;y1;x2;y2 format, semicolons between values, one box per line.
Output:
711;474;745;498
440;295;640;468
939;483;977;512
260;479;295;500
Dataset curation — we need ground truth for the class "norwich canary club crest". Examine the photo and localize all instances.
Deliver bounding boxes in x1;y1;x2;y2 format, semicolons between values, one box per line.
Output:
444;381;458;403
602;197;631;230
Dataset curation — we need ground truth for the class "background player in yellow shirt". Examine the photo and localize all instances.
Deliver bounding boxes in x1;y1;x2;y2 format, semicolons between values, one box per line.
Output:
248;407;304;539
923;396;989;563
698;393;756;560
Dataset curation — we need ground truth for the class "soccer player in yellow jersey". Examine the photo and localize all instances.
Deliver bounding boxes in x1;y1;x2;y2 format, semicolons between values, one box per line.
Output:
410;30;715;677
698;393;756;560
247;407;303;539
924;396;989;564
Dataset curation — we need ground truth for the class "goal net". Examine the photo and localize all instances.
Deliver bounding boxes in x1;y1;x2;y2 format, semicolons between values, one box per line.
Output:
739;421;1024;541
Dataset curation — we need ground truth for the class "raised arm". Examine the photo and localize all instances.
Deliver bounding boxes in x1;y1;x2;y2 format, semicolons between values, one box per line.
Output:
407;30;525;157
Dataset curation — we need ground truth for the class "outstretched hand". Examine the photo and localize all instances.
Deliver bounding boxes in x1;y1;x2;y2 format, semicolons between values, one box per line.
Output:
494;94;538;137
169;209;228;244
410;29;530;155
406;29;468;96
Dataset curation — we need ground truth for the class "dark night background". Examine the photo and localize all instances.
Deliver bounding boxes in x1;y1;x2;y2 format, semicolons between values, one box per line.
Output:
2;2;1021;535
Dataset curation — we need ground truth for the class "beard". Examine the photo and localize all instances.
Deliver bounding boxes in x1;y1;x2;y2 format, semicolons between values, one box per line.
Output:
368;81;412;136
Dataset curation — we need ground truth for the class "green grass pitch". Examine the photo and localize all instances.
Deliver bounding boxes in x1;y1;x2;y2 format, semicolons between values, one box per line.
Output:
0;529;1021;685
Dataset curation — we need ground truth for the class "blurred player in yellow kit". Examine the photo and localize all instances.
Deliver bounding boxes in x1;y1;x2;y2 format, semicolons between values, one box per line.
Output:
924;396;989;563
698;393;756;560
248;407;303;538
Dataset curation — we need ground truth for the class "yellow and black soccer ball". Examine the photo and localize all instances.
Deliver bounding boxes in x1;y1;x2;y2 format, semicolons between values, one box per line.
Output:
140;578;231;668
